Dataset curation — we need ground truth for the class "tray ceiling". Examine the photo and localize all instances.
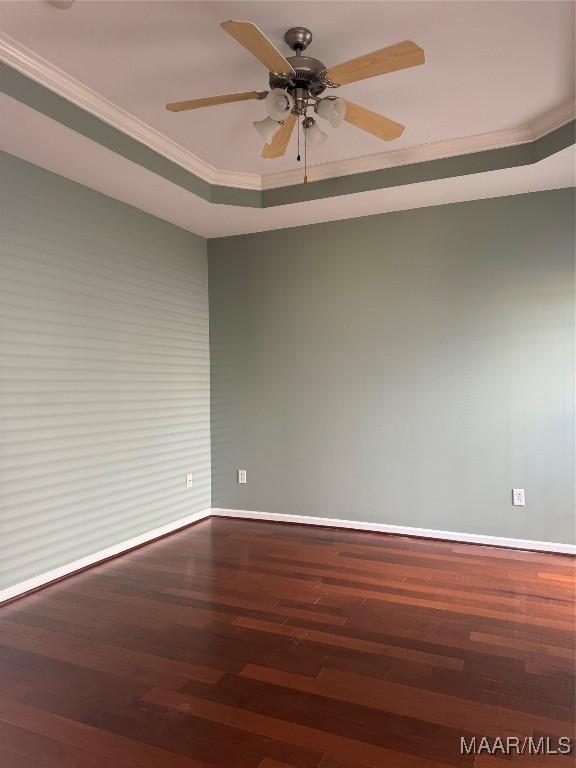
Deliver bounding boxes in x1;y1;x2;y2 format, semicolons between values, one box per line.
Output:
0;0;573;182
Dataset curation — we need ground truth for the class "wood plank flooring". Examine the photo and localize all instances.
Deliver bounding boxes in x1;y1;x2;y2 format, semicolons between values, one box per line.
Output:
0;517;574;767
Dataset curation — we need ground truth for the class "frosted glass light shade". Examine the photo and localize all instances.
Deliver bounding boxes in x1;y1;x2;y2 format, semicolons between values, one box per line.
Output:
265;88;294;121
253;117;281;144
304;119;328;148
316;97;346;128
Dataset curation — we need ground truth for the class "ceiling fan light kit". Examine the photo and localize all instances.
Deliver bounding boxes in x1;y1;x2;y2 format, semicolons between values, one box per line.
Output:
315;97;347;128
166;20;425;180
265;88;294;121
253;116;282;144
303;117;328;149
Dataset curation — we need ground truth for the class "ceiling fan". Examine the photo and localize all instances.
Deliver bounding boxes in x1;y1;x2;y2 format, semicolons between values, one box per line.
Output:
167;21;425;172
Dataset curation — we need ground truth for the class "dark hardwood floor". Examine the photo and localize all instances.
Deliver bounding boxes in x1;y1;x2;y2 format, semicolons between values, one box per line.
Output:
0;517;574;767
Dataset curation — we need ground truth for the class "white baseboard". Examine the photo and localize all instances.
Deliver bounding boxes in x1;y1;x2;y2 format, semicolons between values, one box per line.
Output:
0;508;212;605
2;505;573;605
211;508;576;555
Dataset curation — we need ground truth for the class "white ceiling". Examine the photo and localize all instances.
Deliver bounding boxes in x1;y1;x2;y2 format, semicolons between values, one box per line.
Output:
0;0;574;179
2;92;574;239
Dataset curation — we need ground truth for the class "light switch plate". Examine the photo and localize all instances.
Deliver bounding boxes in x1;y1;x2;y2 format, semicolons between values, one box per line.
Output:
186;472;193;489
238;469;247;484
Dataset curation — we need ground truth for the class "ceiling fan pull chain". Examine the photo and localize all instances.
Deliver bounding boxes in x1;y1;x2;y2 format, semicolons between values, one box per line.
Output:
297;119;301;162
304;123;308;184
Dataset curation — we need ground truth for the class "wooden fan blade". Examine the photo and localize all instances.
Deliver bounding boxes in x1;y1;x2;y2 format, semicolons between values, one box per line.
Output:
344;100;405;141
327;40;424;85
261;114;296;158
221;20;295;76
166;91;263;112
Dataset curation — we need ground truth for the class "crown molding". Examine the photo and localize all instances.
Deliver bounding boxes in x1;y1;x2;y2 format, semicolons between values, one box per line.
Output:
0;31;262;190
0;30;573;194
261;100;576;189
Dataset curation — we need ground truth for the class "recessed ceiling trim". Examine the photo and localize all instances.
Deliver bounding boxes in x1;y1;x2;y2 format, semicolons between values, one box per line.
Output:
1;96;573;240
0;29;573;195
262;101;576;189
0;30;261;191
263;119;576;207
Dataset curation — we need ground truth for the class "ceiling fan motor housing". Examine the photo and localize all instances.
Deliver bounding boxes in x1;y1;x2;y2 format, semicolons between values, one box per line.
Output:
269;57;328;97
270;27;329;103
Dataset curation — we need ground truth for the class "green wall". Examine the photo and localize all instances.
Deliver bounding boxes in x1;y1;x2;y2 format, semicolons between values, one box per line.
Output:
209;190;575;545
0;152;211;591
1;148;573;590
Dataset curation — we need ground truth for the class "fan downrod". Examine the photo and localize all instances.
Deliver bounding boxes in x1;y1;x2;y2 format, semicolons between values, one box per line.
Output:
284;27;313;52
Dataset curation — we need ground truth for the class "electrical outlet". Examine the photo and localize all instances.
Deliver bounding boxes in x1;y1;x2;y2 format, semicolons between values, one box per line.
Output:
237;469;247;484
512;488;525;506
186;472;193;489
